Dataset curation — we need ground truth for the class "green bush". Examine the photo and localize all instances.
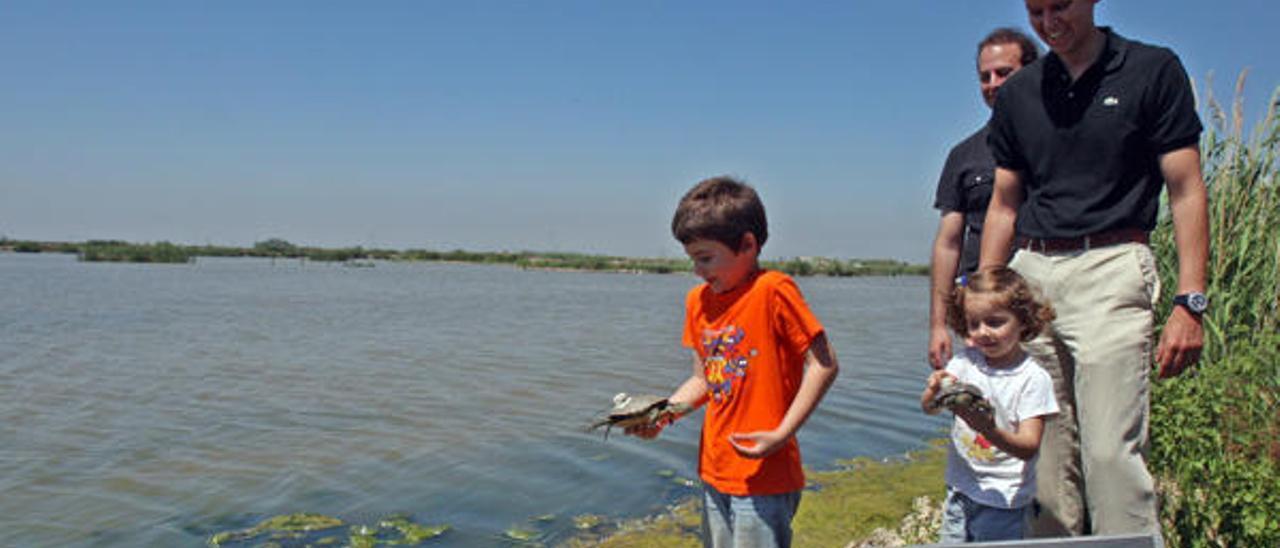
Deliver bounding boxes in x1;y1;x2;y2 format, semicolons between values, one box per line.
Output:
78;241;193;263
253;238;300;257
1149;80;1280;546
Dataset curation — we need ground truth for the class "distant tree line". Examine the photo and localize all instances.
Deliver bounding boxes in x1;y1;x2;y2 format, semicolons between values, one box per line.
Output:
0;236;926;276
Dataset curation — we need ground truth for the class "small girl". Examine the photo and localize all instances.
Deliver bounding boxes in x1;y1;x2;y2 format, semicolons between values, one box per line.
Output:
920;267;1059;543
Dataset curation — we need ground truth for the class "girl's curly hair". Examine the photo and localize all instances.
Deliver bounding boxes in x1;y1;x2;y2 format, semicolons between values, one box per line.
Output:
947;267;1055;341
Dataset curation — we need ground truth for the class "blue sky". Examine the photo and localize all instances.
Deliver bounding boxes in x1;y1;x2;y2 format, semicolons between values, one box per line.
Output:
3;1;1277;262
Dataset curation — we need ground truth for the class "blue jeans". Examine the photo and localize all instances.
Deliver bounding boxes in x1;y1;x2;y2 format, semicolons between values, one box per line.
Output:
939;488;1027;543
701;484;801;548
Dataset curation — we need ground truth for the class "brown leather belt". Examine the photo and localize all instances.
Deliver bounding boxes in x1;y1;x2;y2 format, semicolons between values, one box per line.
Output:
1017;228;1149;253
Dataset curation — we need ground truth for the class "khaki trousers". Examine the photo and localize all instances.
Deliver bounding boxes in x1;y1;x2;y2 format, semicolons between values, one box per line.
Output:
1009;243;1161;536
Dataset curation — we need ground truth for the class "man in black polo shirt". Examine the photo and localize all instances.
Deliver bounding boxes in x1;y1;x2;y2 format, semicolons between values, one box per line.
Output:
928;27;1039;369
979;0;1209;537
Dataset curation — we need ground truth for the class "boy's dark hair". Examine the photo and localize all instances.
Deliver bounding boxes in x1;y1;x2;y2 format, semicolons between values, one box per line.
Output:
672;176;768;252
977;27;1040;67
948;267;1055;341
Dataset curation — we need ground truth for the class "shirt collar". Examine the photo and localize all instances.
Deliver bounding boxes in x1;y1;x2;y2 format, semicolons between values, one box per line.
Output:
1044;26;1129;82
1100;27;1129;73
970;348;1030;376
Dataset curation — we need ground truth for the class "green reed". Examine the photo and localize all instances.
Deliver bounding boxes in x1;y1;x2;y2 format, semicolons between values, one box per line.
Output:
1150;76;1280;546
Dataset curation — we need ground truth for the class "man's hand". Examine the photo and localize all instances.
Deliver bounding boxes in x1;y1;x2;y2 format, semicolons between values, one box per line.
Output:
1156;306;1204;378
929;211;964;370
928;326;953;370
1157;145;1209;379
728;430;787;459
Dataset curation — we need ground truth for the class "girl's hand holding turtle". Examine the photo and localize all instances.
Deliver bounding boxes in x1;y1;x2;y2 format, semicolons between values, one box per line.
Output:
954;404;997;435
921;369;956;414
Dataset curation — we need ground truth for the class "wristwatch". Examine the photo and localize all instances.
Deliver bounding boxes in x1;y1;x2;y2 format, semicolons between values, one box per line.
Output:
1173;292;1209;316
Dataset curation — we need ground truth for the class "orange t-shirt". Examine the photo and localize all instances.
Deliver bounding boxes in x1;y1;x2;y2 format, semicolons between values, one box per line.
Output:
682;270;825;496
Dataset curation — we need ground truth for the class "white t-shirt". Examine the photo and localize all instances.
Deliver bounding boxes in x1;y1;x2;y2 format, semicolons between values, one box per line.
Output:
943;347;1058;509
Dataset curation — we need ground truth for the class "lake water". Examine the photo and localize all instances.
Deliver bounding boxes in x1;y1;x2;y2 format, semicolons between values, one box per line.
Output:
0;253;946;546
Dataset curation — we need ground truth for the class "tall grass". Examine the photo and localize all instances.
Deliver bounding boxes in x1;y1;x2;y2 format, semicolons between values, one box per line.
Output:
1149;76;1280;546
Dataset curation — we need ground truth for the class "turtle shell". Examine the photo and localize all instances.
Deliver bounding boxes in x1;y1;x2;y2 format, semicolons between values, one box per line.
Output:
588;392;690;438
932;379;993;416
608;393;667;417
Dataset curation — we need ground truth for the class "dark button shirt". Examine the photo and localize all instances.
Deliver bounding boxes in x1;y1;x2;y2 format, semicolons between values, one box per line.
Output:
934;125;994;274
987;28;1202;238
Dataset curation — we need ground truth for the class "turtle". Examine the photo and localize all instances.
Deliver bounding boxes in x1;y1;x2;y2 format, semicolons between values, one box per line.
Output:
930;377;994;418
588;392;692;439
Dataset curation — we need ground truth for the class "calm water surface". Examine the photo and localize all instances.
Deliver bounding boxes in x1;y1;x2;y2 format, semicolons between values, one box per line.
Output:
0;253;945;546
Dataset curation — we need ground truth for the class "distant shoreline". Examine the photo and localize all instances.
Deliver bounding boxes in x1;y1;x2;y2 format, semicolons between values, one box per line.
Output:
0;238;927;277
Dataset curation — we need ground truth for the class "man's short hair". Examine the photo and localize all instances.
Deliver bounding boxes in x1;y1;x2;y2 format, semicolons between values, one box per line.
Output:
977;27;1040;67
672;176;768;252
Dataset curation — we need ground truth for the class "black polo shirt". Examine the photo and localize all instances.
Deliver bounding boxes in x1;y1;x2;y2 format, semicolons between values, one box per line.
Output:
934;125;995;274
987;28;1202;239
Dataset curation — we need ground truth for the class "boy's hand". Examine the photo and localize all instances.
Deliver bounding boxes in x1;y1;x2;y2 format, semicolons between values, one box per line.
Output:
623;423;663;439
727;430;787;459
622;412;680;440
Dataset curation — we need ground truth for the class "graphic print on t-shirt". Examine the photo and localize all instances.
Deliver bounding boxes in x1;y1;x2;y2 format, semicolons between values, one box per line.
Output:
700;325;755;403
961;429;998;463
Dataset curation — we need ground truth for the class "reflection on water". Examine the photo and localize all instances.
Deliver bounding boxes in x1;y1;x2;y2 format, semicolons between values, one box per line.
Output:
0;253;944;546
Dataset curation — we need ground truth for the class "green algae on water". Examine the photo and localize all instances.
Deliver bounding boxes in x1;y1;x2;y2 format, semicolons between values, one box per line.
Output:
670;475;697;488
572;514;603;530
502;526;541;543
347;525;378;548
210;512;450;547
252;513;345;532
378;514;451;544
208;513;344;546
655;468;697;487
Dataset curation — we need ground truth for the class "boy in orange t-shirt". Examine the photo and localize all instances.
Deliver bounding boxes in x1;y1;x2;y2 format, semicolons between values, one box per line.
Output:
626;176;839;548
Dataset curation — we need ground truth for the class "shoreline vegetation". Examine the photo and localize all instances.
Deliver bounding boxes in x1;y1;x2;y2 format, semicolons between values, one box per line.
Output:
1144;79;1279;546
0;237;927;277
563;444;950;548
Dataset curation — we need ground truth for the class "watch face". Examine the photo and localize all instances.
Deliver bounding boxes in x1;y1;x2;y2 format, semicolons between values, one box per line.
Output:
1189;293;1208;312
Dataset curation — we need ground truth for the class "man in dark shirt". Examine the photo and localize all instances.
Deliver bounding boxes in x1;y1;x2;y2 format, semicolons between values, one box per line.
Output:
928;28;1039;369
980;0;1209;537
